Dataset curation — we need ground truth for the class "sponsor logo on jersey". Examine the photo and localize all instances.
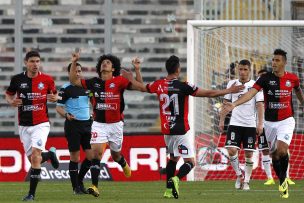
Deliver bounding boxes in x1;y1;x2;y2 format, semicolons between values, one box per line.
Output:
38;82;45;90
96;103;117;110
22;104;44;111
94;92;99;97
268;102;289;109
269;81;277;86
94;83;101;88
285;80;291;87
20;83;29;89
109;83;115;88
19;93;26;98
267;90;273;95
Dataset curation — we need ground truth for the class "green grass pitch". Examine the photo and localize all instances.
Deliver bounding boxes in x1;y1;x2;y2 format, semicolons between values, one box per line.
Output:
0;180;303;203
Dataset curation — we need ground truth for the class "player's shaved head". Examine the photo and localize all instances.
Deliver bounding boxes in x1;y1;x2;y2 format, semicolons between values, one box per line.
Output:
166;55;180;74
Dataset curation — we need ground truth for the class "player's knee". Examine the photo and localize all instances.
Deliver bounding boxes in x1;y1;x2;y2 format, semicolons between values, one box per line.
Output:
227;148;237;157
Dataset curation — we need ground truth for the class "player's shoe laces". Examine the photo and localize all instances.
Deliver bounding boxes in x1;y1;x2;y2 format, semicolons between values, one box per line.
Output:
243;182;250;191
169;176;180;199
22;194;34;201
235;174;244;189
286;178;295;185
87;185;99;197
79;182;88;194
279;179;289;199
122;163;131;178
264;178;275;185
163;188;174;198
49;147;59;169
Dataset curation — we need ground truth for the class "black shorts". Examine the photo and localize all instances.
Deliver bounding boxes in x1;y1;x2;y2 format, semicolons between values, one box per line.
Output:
64;119;92;152
225;125;256;150
258;129;269;150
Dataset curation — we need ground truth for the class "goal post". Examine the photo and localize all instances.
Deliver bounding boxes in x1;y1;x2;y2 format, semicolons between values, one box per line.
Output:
187;20;304;181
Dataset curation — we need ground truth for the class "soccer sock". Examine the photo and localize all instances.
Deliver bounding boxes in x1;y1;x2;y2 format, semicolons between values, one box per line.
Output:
279;154;289;184
117;155;127;168
262;155;273;179
229;154;242;176
166;160;177;188
69;161;79;189
244;157;253;183
78;158;91;184
176;162;194;180
29;168;41;196
41;152;50;163
90;159;101;187
272;158;282;184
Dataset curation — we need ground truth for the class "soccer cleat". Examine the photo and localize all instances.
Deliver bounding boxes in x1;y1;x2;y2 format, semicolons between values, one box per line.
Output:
122;163;131;178
264;178;275;185
22;194;34;201
243;182;250;191
79;183;88;194
279;179;289;199
73;187;85;195
163;188;174;198
49;147;59;169
286;178;295;185
87;185;100;197
169;176;180;199
235;174;244;189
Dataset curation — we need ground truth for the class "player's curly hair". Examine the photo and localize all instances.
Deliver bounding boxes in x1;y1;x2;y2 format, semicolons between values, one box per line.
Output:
96;54;121;77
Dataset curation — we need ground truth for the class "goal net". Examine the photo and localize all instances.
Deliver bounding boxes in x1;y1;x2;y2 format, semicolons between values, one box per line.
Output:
187;20;304;181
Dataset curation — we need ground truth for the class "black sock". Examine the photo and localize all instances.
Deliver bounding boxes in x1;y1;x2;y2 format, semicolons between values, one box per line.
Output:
41;152;50;163
166;160;177;188
117;155;126;167
279;154;289;184
78;158;91;184
90;159;100;187
272;159;282;184
29;168;41;196
69;161;79;189
176;162;194;179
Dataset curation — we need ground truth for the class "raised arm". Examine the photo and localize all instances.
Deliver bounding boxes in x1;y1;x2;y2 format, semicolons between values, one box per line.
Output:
132;57;143;83
69;51;82;87
121;69;147;92
195;82;245;97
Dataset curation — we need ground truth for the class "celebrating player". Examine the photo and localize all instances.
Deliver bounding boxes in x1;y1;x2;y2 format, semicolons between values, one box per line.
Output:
122;55;244;199
56;62;94;195
219;59;264;190
69;50;142;197
5;50;59;201
221;49;304;198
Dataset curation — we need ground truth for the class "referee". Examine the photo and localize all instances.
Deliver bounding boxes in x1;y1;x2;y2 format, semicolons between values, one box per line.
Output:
56;62;93;195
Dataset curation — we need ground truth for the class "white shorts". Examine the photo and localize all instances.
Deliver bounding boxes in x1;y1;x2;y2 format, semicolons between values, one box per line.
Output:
19;122;50;156
264;117;295;154
91;121;124;152
164;131;194;158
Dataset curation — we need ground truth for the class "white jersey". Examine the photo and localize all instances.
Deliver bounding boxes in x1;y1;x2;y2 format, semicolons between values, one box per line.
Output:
224;79;264;127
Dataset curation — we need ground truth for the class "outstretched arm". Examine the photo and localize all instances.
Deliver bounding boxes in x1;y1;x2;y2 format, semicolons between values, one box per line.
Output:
121;69;147;92
69;50;82;87
195;82;245;97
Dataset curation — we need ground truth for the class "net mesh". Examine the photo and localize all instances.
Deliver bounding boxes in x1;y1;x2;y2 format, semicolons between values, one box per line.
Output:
192;25;304;181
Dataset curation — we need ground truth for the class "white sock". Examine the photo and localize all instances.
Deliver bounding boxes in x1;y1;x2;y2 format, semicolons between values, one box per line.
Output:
229;154;242;176
244;157;253;183
262;155;273;179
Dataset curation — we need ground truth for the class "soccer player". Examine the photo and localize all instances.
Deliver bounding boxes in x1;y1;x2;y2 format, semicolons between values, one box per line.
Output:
122;55;244;199
221;49;304;198
219;59;264;191
5;51;59;201
56;62;94;194
69;51;143;197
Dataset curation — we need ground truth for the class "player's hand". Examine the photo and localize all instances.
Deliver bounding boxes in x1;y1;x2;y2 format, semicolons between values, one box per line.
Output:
10;98;23;107
47;91;58;103
71;49;80;63
219;120;225;134
221;102;235;117
66;113;75;121
256;124;263;136
121;69;134;81
229;82;245;93
132;57;141;71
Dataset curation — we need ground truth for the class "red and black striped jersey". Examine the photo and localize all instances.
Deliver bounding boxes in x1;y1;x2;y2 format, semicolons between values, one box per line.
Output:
81;76;130;123
6;72;57;126
253;71;300;121
146;78;198;135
